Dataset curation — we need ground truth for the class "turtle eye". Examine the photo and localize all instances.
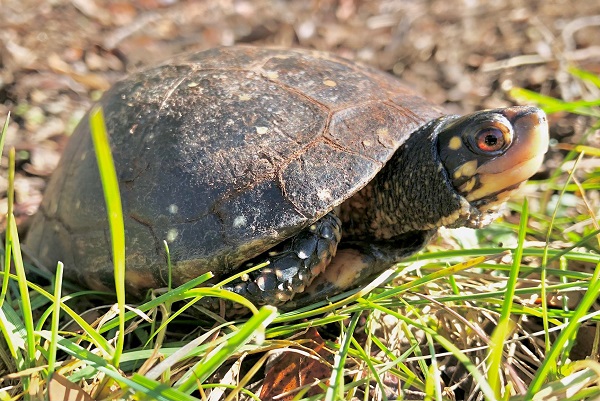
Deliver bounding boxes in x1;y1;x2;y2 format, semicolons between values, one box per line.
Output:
473;124;511;154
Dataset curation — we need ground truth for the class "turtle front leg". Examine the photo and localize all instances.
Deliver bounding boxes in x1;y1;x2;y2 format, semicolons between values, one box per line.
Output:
223;211;342;307
280;231;435;310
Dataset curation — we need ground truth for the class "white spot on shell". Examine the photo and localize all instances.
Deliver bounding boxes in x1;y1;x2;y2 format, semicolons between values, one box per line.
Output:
238;94;251;101
377;127;395;148
317;188;332;202
377;127;389;136
266;71;279;80
168;204;178;214
166;228;178;243
233;215;247;228
256;126;269;134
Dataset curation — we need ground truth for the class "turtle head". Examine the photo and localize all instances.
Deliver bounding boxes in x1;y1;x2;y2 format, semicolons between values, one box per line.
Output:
436;106;549;227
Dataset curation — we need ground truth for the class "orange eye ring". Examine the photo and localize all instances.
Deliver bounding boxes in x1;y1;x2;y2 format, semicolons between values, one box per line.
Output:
472;124;511;155
476;128;504;152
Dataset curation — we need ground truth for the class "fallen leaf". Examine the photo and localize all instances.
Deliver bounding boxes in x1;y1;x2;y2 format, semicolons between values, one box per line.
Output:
48;373;93;401
260;327;335;400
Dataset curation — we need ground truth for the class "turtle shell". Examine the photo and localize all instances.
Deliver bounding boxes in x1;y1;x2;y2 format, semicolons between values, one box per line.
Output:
26;46;443;293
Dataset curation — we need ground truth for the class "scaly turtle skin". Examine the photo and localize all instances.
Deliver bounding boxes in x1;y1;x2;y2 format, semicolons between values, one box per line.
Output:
25;46;549;311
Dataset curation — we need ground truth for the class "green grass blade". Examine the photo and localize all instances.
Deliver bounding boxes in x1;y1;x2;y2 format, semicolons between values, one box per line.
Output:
0;213;10;310
89;106;126;367
164;240;173;291
0;114;11;308
8;216;35;394
424;333;442;401
175;306;277;393
487;199;529;397
130;373;200;401
349;336;390;401
39;331;198;401
568;67;600;88
7;149;36;373
325;312;359;400
360;299;499;401
528;232;600;391
47;262;63;379
515;367;600;401
1;271;115;356
184;287;260;315
97;272;213;334
510;87;600;116
0;112;9;157
370;254;500;303
542;153;583;366
0;301;26;371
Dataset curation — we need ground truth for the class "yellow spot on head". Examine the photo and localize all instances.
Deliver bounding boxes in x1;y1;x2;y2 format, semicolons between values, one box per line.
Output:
455;160;478;179
238;94;251;101
458;177;477;194
256;126;269;134
323;79;337;87
449;136;462;150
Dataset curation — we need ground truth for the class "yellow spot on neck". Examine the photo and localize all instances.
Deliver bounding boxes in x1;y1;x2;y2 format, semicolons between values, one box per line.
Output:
449;136;462;150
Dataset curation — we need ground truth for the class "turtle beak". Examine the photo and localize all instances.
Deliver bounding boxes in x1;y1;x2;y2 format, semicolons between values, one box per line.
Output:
466;106;549;204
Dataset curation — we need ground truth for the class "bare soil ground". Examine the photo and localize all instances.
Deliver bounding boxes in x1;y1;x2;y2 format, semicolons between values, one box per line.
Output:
1;0;600;225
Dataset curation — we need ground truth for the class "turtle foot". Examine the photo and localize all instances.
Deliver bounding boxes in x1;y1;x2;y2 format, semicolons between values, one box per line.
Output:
223;211;342;307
